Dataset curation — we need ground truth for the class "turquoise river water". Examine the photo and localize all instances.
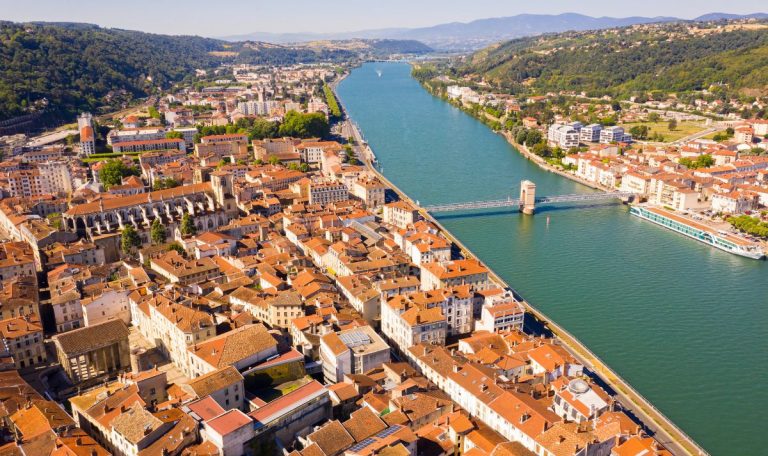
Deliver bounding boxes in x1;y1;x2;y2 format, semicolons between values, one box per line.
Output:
337;62;767;456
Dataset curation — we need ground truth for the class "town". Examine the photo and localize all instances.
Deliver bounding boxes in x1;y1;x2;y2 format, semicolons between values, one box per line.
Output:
414;20;768;259
0;59;684;456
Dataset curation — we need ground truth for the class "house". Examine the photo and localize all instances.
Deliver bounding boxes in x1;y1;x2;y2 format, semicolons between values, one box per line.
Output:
420;259;490;292
203;409;254;456
476;300;525;333
186;324;278;377
382;201;419;229
183;365;245;410
382;293;447;351
552;378;610;423
527;343;583;382
710;191;758;214
320;326;391;383
150;251;219;286
0;314;46;369
80;285;131;326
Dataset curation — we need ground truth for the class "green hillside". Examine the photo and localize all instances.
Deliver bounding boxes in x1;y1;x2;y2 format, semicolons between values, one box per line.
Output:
0;22;431;124
0;22;227;121
460;22;768;98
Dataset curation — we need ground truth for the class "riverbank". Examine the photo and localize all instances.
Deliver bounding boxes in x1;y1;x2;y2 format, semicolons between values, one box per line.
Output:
333;84;708;456
500;132;615;192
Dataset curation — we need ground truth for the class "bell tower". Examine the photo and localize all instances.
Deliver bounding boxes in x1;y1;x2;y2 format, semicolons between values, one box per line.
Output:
210;171;237;215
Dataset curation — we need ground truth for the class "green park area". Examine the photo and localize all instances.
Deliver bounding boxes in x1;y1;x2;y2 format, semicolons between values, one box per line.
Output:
621;120;708;143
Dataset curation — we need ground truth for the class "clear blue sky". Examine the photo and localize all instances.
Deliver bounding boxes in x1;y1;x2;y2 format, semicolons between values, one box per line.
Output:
1;0;765;36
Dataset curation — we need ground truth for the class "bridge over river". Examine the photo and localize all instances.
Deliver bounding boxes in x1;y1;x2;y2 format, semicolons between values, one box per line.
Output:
423;180;635;214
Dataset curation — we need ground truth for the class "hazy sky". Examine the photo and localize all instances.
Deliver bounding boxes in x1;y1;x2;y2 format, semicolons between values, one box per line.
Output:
1;0;766;36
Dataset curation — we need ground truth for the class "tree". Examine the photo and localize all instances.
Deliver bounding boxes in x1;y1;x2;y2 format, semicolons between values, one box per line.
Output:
180;213;196;236
166;131;184;140
525;129;542;145
648;112;661;123
278;111;330;138
531;142;552;157
323;84;342;118
148;106;162;120
268;155;280;166
250;119;279;140
629;125;650;140
152;178;179;191
121;225;141;254
46;212;63;230
679;154;713;169
99;159;139;189
668;119;678;131
151;218;166;244
167;242;185;255
515;128;529;145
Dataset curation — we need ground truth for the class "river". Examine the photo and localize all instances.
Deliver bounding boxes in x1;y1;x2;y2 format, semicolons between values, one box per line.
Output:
337;62;768;456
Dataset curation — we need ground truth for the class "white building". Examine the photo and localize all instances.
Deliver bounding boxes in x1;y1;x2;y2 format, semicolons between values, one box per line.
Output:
203;409;254;456
320;325;391;383
711;191;758;214
420;259;490;292
579;124;602;143
107;127;167;145
350;177;386;209
476;299;525;333
548;122;582;149
599;126;632;144
381;292;448;351
130;296;216;377
38;161;74;195
382;201;419;229
81;287;131;327
78;113;96;157
552;378;610;423
309;180;349;206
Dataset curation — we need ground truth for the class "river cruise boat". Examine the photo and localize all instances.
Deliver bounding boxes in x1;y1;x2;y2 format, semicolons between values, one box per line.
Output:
630;205;765;260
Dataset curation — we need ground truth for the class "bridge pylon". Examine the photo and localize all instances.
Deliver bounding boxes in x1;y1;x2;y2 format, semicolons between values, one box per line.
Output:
520;180;536;215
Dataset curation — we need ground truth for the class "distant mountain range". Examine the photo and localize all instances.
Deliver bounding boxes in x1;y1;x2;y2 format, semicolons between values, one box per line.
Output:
221;12;768;50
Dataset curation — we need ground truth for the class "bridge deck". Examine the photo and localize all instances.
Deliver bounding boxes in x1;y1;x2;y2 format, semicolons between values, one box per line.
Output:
424;191;634;213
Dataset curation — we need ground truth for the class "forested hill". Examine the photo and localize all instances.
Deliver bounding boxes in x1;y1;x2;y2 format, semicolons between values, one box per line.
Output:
459;21;768;98
0;22;226;121
0;22;431;124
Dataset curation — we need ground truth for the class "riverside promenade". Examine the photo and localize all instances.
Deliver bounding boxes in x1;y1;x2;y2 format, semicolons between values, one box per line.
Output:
334;81;708;456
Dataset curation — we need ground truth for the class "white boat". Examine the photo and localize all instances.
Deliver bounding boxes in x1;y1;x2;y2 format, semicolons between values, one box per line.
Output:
376;69;382;77
630;205;765;260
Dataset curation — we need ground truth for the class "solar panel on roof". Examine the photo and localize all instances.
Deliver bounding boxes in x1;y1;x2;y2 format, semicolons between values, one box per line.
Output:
338;330;371;348
348;437;376;453
376;424;402;438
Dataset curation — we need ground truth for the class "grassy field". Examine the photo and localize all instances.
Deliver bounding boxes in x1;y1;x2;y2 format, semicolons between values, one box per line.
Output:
621;121;708;143
703;130;728;140
81;151;143;163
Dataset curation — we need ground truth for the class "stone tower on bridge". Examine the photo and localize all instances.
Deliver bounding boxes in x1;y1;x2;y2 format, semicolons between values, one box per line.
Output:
520;180;536;215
